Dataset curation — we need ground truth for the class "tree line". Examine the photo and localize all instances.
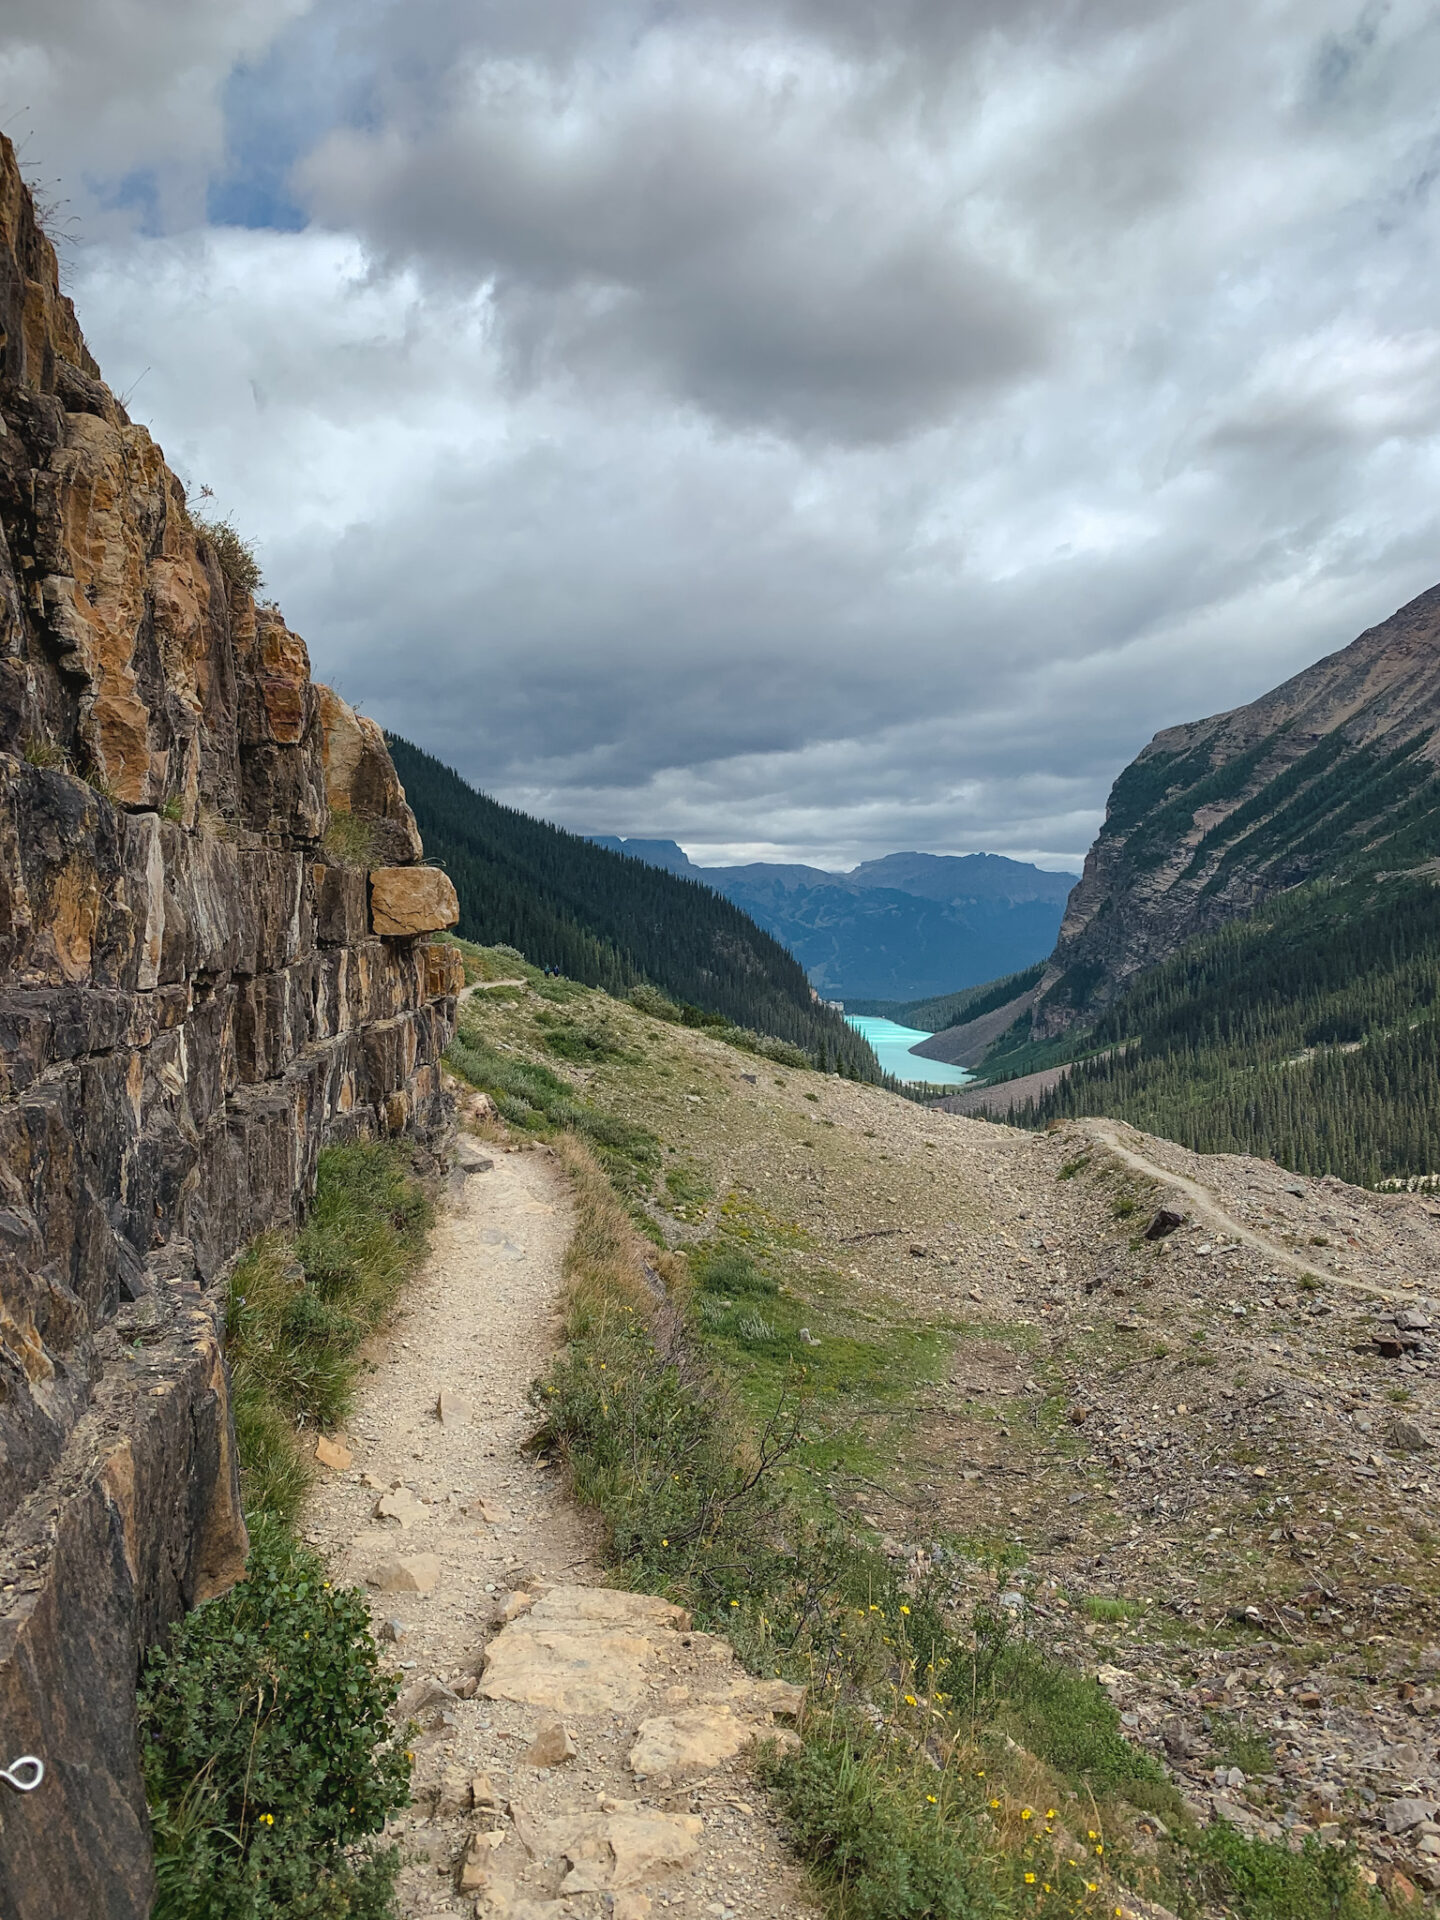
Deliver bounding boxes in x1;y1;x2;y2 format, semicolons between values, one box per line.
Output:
1016;875;1440;1186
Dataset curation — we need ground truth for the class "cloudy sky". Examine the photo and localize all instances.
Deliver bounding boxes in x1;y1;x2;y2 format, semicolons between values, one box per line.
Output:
7;0;1440;869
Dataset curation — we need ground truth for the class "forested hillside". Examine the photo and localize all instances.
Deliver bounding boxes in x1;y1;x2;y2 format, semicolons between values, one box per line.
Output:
846;963;1046;1032
388;738;880;1076
1010;874;1440;1184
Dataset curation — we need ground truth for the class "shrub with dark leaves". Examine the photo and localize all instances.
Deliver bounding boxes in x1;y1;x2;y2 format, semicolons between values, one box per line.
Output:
139;1525;409;1919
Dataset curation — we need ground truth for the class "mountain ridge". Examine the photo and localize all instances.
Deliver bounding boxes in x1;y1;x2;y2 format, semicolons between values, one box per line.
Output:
1032;581;1440;1036
587;838;1076;999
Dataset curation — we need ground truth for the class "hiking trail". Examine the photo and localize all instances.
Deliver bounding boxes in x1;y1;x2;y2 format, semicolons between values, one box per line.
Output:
302;1132;817;1920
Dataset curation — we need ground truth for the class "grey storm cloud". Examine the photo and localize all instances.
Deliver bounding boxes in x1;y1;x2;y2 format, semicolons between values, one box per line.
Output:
7;0;1440;867
296;41;1048;440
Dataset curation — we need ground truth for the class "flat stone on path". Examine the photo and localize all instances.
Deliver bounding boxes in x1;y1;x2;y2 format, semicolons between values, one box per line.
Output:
373;1486;425;1527
314;1433;352;1470
547;1809;705;1892
524;1719;579;1768
437;1386;471;1425
370;1552;441;1594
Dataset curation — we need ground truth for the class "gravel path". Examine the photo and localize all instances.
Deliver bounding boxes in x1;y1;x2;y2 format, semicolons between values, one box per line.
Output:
303;1138;817;1920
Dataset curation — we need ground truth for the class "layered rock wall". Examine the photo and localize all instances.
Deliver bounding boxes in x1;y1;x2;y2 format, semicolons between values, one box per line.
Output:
0;134;462;1916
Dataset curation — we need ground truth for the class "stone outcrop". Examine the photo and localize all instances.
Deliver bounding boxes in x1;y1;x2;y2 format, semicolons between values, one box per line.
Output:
0;133;462;1917
370;863;460;938
1028;583;1440;1037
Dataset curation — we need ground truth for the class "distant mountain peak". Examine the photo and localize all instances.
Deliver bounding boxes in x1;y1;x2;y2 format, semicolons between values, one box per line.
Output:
583;838;1077;999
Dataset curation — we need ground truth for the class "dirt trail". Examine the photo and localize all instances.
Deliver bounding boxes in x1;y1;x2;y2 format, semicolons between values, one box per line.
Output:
1076;1118;1399;1304
303;1138;817;1920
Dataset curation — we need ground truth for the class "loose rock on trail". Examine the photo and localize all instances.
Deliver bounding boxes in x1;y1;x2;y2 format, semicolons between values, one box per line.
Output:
302;1134;817;1920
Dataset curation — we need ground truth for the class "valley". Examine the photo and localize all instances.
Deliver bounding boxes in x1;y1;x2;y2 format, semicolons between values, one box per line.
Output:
437;943;1440;1915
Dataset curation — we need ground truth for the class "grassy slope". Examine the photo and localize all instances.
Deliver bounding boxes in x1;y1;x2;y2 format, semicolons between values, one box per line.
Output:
449;951;1385;1920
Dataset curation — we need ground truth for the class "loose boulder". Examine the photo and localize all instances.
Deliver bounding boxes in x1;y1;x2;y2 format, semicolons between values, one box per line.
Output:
370;865;460;937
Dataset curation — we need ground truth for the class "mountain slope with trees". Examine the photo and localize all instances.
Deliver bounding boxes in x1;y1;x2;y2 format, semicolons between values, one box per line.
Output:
1032;582;1440;1037
1015;872;1440;1185
943;582;1440;1183
387;737;880;1076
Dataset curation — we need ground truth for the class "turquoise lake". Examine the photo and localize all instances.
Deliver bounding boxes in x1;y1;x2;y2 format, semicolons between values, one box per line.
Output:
845;1015;974;1088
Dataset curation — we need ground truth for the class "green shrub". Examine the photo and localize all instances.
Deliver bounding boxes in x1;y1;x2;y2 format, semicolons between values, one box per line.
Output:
196;515;264;595
1184;1820;1384;1920
537;1015;626;1063
139;1524;409;1919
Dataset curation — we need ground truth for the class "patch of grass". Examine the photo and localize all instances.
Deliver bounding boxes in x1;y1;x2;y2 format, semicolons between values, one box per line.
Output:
960;1611;1168;1797
759;1716;1003;1920
1080;1596;1131;1623
225;1143;431;1522
1058;1157;1091;1180
323;810;379;868
447;1022;660;1194
529;1137;796;1606
160;794;186;823
1210;1726;1275;1776
21;737;67;769
139;1519;408;1919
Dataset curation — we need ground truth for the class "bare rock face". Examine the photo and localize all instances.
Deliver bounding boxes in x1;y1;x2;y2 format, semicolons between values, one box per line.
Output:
370;864;460;937
0;133;462;1918
316;683;424;865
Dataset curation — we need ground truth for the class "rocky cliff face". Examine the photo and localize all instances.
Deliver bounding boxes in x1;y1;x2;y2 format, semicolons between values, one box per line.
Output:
0;135;462;1918
1034;583;1440;1036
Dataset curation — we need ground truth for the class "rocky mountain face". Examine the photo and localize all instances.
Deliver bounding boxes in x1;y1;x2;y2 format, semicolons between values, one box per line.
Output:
0;136;462;1918
588;840;1075;999
1034;583;1440;1037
